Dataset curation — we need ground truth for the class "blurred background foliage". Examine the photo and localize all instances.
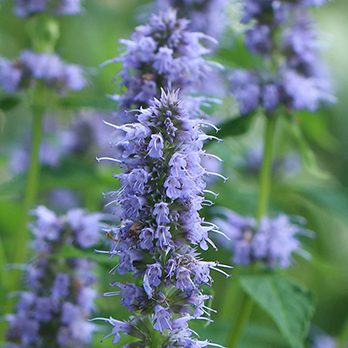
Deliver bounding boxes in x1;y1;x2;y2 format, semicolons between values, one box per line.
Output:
0;0;348;347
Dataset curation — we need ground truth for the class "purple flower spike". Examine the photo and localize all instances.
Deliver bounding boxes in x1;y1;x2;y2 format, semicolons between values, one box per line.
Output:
14;0;83;17
0;50;86;94
214;209;311;269
6;206;101;347
99;90;228;346
111;10;214;123
156;0;229;39
231;0;334;115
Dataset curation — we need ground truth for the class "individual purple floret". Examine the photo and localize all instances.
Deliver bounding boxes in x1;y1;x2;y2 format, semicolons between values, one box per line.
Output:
0;50;86;94
110;10;214;123
156;0;229;39
14;0;82;17
6;206;101;348
214;209;310;268
231;0;334;115
96;90;229;346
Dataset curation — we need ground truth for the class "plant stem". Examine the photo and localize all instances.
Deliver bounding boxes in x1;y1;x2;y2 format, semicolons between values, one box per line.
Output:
24;105;44;214
3;105;44;319
226;293;254;348
257;115;277;220
226;116;277;348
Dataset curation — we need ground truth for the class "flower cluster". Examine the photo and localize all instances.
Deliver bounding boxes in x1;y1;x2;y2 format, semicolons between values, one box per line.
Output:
9;111;112;175
0;50;86;94
214;210;310;268
14;0;82;17
6;206;101;348
231;0;334;115
113;10;214;122
156;0;228;39
99;90;228;346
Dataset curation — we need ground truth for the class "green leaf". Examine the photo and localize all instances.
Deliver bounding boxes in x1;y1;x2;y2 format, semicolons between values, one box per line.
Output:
0;96;21;111
289;119;329;179
239;273;315;348
206;114;255;145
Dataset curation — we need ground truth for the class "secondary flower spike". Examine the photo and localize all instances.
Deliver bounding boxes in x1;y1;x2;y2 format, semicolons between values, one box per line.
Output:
214;210;312;268
14;0;83;17
98;90;229;347
157;0;229;39
111;10;214;122
231;0;334;115
0;50;86;94
6;206;101;348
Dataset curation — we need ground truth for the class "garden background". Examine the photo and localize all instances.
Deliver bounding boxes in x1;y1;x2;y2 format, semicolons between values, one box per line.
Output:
0;0;348;347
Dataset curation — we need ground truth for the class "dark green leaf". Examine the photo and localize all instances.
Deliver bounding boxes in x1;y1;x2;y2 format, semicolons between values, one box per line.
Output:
239;273;315;348
0;96;21;111
206;114;255;146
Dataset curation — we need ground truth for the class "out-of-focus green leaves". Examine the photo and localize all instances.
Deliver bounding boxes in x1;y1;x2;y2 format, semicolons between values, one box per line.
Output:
299;111;337;152
54;244;115;267
239;273;315;348
59;97;117;110
26;14;60;52
0;96;21;112
289;117;329;180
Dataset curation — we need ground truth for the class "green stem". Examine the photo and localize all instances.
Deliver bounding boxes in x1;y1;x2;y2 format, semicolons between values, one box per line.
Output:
257;116;277;221
3;105;44;319
24;105;44;213
226;293;254;348
226;116;277;348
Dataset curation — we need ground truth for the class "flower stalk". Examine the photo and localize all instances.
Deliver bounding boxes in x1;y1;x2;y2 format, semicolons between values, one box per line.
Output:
227;116;277;348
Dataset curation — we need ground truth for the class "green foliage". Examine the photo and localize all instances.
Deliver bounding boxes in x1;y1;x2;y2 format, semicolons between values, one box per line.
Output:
59;97;117;110
206;113;256;147
239;273;315;348
0;96;20;111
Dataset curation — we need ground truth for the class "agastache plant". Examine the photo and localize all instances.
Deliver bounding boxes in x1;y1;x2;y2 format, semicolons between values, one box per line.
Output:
6;206;101;347
231;0;334;116
156;0;229;39
14;0;83;17
0;0;87;307
222;1;335;347
0;50;86;94
110;10;214;123
96;90;229;347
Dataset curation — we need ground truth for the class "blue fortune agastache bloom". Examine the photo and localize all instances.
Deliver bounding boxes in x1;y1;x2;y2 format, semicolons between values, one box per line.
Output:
157;0;229;39
14;0;82;17
9;111;112;175
214;210;312;269
110;10;214;123
231;0;334;115
6;206;101;348
97;90;229;347
0;50;86;94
